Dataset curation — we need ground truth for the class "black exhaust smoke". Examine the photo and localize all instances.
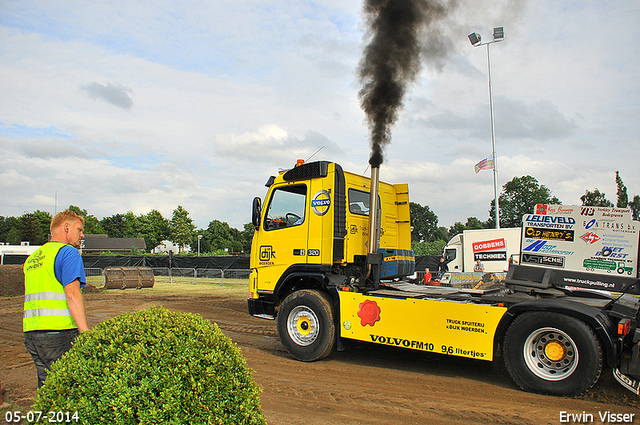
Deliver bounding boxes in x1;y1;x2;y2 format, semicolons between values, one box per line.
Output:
358;0;449;168
359;0;452;284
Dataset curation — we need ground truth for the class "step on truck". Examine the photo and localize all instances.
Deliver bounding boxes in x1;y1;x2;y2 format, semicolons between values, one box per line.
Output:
248;160;640;397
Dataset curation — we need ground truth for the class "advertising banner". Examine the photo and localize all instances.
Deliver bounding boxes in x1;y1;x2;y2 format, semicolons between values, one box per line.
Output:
521;206;638;278
472;237;507;262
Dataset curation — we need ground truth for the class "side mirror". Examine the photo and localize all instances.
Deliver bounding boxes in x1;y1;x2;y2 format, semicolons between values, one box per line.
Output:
252;197;262;228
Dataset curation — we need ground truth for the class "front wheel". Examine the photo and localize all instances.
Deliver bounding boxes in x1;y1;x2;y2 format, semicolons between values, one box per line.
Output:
503;312;603;397
277;290;336;362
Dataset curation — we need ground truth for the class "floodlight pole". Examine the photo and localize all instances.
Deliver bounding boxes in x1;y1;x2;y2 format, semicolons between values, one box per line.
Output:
487;41;500;229
469;27;504;229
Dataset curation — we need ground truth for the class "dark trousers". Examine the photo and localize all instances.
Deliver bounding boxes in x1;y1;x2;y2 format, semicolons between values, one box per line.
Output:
24;329;79;388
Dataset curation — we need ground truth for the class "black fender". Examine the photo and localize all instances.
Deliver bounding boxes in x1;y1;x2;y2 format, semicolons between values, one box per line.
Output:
272;265;348;350
271;264;339;308
494;298;618;368
249;264;330;319
249;264;341;318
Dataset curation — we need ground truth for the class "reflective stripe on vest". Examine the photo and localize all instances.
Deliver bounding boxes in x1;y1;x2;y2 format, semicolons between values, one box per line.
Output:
24;292;67;302
23;242;78;332
23;309;73;318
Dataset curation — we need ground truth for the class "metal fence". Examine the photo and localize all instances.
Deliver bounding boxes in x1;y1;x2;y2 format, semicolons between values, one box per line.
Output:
84;267;251;286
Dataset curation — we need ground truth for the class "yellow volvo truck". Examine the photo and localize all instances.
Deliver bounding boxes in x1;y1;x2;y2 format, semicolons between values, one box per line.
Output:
248;160;640;397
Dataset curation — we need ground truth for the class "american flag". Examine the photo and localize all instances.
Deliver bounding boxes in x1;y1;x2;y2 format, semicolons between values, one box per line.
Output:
474;154;494;174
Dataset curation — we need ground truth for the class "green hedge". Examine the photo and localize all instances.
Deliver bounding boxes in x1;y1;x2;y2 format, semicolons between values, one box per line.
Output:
33;307;266;425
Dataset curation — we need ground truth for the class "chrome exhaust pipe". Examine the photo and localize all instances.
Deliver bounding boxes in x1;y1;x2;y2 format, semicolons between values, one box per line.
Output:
368;166;380;256
366;166;381;283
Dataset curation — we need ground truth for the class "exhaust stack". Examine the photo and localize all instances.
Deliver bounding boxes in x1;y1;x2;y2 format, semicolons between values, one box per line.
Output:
368;166;380;255
366;165;382;287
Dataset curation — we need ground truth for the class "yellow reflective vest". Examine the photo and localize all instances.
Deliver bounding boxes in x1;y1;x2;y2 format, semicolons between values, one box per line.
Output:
23;242;78;332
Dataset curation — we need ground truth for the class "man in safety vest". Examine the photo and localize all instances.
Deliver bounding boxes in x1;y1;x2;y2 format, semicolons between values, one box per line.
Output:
23;209;89;388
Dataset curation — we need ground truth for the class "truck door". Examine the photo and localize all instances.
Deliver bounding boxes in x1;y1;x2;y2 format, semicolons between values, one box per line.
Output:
254;183;309;291
306;173;333;266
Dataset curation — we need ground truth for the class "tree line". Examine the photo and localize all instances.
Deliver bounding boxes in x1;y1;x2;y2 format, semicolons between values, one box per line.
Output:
0;205;254;256
2;172;637;256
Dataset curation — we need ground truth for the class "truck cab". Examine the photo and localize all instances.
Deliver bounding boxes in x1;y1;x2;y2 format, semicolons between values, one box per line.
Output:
443;234;463;271
248;160;413;319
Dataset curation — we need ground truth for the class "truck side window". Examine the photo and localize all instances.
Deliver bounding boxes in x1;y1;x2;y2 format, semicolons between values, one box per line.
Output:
264;185;307;230
444;249;456;262
348;189;370;216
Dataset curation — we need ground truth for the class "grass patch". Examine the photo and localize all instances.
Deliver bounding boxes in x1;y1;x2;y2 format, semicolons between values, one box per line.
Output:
86;275;249;297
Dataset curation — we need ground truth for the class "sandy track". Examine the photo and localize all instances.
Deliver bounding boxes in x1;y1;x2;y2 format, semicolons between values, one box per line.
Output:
1;289;638;424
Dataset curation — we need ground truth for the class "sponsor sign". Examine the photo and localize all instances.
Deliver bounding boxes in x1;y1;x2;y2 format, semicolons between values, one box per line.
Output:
535;204;577;215
525;227;574;242
474;251;506;261
522;239;575;256
470;238;508;262
521;206;638;277
521;253;565;268
583;258;633;275
583;218;636;234
523;214;576;229
579;205;632;219
472;238;506;252
580;232;600;244
537;204;632;219
595;246;629;259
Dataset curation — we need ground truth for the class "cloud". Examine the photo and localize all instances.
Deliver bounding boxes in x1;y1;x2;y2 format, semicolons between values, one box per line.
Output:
213;125;344;164
16;138;95;159
405;95;575;143
495;97;576;140
80;82;133;109
0;0;638;233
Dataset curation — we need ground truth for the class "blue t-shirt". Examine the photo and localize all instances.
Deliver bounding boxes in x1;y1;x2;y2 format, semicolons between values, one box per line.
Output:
54;245;86;287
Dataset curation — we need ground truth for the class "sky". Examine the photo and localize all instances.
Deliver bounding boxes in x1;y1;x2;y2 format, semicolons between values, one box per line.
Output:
1;0;639;232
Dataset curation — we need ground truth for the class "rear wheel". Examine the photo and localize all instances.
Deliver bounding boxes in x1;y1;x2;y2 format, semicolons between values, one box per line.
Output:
503;311;603;397
277;290;336;362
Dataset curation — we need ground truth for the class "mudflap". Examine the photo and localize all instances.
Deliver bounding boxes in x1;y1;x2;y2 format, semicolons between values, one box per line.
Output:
613;368;640;395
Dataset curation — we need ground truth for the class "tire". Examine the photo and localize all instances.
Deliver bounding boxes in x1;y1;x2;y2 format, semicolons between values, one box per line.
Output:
503;311;603;397
277;290;336;362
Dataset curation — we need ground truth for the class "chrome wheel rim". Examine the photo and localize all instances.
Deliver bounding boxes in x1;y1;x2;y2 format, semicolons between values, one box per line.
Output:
287;306;319;346
523;327;578;381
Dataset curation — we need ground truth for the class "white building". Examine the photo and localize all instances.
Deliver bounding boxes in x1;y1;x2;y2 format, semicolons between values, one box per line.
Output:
152;240;191;254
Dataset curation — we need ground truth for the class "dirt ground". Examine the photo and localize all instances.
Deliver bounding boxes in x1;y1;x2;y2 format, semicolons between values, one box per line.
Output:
1;266;639;424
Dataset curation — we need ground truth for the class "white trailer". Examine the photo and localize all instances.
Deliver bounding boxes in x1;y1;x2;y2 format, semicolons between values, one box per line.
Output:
443;228;522;273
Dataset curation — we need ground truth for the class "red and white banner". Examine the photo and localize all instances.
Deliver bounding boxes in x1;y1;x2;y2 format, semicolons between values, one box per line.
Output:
472;238;506;253
535;204;577;215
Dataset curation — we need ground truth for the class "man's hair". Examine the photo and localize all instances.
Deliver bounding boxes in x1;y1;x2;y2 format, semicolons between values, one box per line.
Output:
50;210;85;233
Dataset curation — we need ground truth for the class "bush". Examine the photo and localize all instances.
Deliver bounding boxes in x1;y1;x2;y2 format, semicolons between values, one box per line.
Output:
33;307;266;425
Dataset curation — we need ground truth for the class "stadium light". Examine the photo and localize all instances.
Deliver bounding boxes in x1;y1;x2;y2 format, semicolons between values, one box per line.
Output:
468;27;504;229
